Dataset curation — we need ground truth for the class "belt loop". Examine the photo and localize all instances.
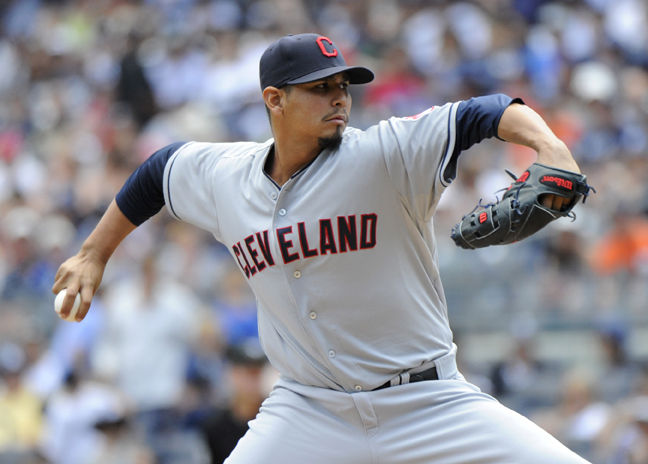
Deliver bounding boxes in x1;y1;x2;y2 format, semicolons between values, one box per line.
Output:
400;372;410;385
434;344;459;380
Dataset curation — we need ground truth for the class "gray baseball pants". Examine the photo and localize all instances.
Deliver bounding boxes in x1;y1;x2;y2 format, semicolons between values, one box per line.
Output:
225;364;590;463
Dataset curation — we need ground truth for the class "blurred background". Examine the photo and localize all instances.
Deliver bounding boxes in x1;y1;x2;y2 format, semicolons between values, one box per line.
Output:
0;0;647;463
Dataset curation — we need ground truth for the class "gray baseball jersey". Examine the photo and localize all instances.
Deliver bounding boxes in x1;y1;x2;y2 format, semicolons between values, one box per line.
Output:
114;93;590;463
163;102;457;392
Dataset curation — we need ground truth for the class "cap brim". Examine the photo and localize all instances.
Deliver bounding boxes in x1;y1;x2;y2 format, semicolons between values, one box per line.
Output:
286;65;374;85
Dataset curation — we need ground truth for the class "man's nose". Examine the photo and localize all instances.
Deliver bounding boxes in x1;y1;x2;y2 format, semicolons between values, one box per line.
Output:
332;87;349;107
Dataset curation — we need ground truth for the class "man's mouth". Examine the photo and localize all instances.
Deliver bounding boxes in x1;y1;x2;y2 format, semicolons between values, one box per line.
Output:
326;114;347;124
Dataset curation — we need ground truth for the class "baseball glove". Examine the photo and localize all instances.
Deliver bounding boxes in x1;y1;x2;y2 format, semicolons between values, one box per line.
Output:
451;163;594;249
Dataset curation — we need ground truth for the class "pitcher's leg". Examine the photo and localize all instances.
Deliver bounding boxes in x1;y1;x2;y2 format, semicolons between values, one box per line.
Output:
225;384;372;464
373;379;591;464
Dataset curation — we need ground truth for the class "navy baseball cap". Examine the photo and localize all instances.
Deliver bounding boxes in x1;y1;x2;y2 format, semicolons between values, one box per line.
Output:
259;33;374;90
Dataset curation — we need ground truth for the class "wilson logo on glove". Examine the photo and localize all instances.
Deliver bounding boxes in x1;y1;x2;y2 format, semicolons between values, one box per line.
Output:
540;176;573;190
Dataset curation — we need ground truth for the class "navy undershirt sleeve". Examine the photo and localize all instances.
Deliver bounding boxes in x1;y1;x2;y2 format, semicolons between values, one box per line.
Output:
115;142;186;226
442;94;524;183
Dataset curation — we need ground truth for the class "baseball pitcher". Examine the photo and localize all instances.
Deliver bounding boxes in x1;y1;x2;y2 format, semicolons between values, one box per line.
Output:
53;33;592;463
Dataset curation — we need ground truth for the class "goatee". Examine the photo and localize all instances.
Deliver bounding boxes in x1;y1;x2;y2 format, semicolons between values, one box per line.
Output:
318;129;343;152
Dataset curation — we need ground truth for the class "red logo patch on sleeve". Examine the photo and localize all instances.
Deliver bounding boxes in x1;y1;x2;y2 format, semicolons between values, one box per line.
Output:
403;107;436;120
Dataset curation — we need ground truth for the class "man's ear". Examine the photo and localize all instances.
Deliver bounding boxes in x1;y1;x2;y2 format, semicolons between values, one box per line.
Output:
263;86;284;116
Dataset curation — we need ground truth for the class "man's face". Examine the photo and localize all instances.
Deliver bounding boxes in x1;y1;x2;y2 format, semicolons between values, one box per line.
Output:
282;73;352;150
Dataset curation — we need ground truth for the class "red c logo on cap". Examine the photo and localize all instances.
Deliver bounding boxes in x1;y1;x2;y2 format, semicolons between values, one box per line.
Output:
316;36;338;57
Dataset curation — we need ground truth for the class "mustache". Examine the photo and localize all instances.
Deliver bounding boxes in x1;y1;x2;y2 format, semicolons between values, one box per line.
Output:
323;111;348;122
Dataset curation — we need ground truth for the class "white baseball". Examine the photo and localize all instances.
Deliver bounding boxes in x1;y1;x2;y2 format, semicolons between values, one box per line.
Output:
54;289;81;322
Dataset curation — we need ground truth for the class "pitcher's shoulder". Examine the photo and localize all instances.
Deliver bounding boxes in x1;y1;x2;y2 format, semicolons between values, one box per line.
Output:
178;139;272;159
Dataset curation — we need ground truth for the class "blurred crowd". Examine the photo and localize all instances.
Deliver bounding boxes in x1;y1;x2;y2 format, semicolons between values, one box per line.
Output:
0;0;647;463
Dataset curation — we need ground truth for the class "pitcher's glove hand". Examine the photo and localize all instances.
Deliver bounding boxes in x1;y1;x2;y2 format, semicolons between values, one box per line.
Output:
451;163;594;249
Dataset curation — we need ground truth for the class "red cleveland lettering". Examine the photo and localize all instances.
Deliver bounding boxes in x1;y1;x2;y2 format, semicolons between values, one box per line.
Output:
337;215;358;252
245;234;265;272
276;226;299;264
231;213;379;278
256;230;275;266
319;219;337;255
237;240;256;276
298;222;318;258
232;243;251;278
360;213;377;249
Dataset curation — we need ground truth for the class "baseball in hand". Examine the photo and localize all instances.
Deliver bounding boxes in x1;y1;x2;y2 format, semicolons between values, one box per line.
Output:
54;289;81;322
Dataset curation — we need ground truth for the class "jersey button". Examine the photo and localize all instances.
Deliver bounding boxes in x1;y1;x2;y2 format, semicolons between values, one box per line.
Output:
293;270;301;279
328;350;336;358
309;311;317;320
354;385;362;391
278;208;287;216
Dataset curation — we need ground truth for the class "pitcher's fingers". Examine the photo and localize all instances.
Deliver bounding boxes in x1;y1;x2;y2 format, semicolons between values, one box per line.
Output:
59;284;80;319
75;284;95;322
541;194;565;211
53;261;75;294
52;267;68;294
